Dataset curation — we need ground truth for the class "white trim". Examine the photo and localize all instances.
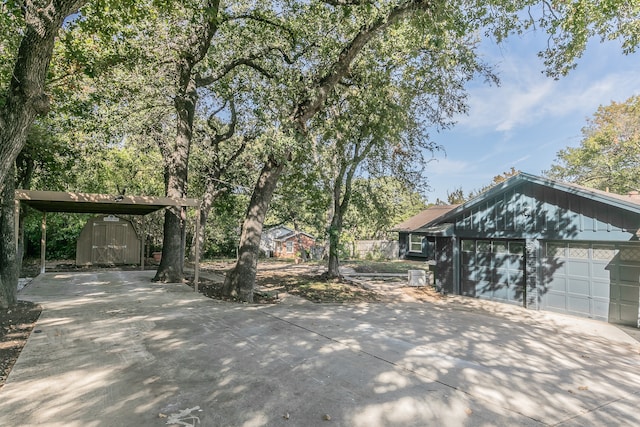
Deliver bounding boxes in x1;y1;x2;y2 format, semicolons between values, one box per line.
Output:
409;234;423;253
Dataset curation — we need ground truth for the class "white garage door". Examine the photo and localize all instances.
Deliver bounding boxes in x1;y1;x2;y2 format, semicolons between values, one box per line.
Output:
541;242;640;326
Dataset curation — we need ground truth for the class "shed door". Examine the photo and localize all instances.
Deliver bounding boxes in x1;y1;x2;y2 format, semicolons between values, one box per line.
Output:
460;239;525;305
92;222;128;264
541;242;640;326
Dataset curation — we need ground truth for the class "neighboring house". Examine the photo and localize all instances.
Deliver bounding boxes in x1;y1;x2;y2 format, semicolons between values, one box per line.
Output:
392;204;459;260
260;226;316;259
394;172;640;327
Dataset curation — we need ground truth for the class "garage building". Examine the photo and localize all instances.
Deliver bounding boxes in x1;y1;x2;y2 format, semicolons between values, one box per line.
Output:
397;173;640;327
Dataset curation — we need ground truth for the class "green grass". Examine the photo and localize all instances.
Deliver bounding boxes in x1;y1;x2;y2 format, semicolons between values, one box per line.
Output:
342;259;429;274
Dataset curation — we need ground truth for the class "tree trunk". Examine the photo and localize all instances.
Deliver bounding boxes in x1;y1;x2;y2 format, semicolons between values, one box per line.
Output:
326;218;342;278
153;2;219;282
0;167;17;308
326;172;345;278
188;182;225;261
0;1;87;193
153;73;194;282
222;156;285;301
326;143;366;278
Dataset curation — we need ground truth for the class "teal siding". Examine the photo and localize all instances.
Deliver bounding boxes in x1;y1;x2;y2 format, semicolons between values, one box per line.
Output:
451;182;640;242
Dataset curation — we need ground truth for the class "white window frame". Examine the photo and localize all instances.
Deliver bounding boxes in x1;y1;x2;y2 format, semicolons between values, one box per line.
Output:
409;234;423;253
286;241;294;253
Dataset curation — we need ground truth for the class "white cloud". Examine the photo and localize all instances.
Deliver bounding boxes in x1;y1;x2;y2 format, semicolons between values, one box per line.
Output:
452;38;640;135
425;157;470;175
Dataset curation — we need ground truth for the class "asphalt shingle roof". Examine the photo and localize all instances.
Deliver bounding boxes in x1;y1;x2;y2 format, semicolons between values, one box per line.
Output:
391;205;459;232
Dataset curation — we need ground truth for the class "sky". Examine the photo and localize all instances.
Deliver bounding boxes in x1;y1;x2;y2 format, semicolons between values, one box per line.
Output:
423;30;640;204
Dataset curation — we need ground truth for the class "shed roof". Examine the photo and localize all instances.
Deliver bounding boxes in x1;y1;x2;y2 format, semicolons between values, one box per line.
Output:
16;190;199;216
391;205;459;232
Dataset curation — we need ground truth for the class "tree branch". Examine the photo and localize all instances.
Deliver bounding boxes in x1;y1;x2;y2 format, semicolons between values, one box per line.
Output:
196;55;273;87
293;0;431;128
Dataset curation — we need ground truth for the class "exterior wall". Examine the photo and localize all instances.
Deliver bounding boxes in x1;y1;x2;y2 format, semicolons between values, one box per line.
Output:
431;181;640;325
273;234;316;259
76;215;141;265
435;237;454;293
398;232;435;260
260;226;294;256
452;182;640;242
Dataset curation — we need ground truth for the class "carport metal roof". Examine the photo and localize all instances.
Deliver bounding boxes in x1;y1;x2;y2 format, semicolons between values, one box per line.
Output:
14;190;201;288
15;189;199;215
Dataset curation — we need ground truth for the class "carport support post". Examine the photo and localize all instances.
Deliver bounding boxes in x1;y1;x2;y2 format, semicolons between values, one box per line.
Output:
140;215;145;271
40;211;47;274
14;199;19;252
194;207;200;292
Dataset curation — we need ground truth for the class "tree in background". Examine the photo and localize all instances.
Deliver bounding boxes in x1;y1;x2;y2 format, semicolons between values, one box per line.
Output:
547;95;640;193
0;0;88;308
222;0;444;301
436;168;520;205
532;0;640;78
346;177;428;240
0;0;88;191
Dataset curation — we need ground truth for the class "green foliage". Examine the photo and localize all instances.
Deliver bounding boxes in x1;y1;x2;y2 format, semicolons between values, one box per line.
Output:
547;95;640;193
346;177;428;240
493;1;640;78
200;192;247;258
0;1;23;102
22;212;91;260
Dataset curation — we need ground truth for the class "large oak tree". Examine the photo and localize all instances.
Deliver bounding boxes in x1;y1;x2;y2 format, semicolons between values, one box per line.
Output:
0;0;87;308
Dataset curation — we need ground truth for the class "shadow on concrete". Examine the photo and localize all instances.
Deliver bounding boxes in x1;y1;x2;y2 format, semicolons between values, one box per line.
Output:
0;271;639;426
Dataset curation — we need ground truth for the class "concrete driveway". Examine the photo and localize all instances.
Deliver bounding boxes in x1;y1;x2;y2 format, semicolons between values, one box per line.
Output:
1;270;639;427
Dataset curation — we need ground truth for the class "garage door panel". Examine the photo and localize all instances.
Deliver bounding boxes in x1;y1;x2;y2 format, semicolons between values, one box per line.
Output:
544;257;566;275
475;280;493;298
508;270;523;285
546;292;567;310
617;283;639;302
567;278;590;296
591;283;611;301
591;299;609;320
567;296;591;315
618;303;640;324
591;262;610;279
492;284;508;300
619;265;640;282
591;281;610;299
548;276;567;292
542;241;640;326
460;239;525;305
567;261;590;277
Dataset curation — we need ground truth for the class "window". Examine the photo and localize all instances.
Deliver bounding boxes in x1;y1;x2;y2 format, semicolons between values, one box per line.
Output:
286;241;294;253
409;234;423;253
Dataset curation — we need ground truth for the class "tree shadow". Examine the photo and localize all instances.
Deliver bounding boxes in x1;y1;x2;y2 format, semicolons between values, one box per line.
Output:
2;270;639;426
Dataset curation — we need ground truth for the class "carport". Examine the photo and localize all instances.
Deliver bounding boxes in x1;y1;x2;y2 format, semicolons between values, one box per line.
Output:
14;189;202;286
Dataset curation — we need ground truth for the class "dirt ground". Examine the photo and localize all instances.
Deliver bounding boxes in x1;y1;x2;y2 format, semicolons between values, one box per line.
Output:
1;259;442;388
0;301;41;388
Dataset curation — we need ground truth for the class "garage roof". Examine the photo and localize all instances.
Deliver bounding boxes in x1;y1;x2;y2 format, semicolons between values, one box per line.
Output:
16;190;199;215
